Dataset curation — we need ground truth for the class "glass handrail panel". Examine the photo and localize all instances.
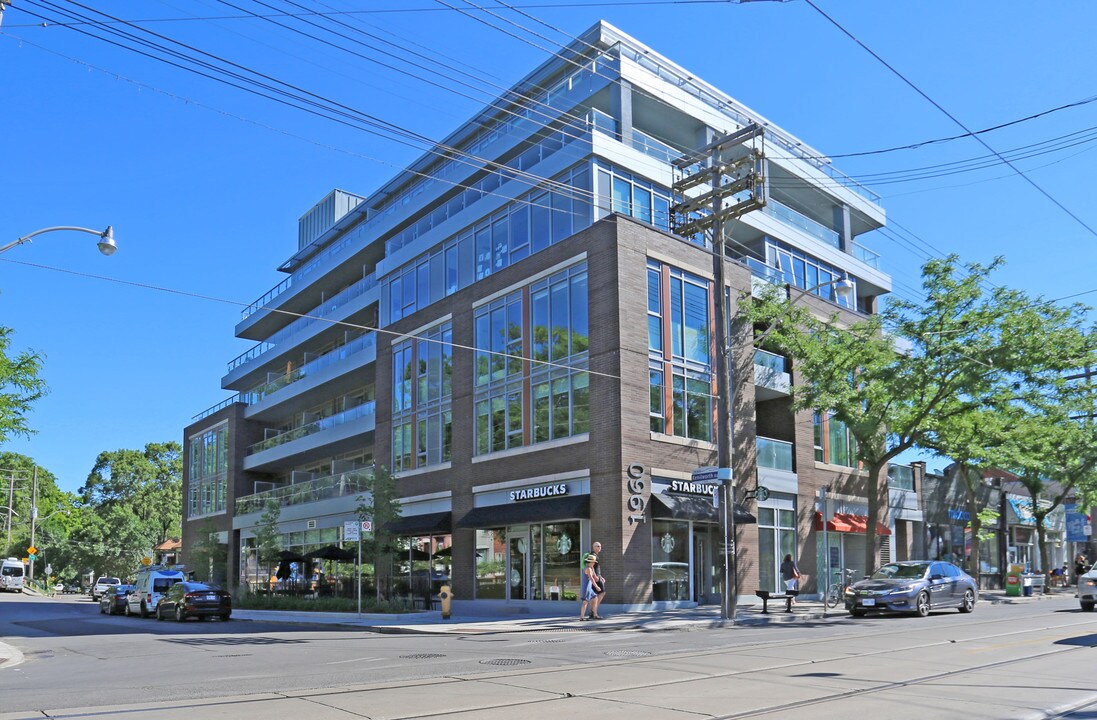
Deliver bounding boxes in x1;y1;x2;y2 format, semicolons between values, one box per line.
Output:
753;349;787;373
852;241;880;269
246;401;376;456
234;468;373;515
757;436;793;471
888;464;915;491
763;199;840;248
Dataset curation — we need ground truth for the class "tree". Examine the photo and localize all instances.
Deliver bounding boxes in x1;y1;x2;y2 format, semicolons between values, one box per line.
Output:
356;465;402;600
252;499;282;590
0;327;48;445
748;255;1093;575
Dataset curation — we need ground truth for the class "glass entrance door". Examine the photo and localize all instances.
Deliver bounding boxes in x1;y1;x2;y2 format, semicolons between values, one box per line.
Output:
507;527;529;600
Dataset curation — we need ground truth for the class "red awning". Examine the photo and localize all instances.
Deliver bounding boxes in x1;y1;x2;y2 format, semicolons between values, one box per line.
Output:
815;511;890;536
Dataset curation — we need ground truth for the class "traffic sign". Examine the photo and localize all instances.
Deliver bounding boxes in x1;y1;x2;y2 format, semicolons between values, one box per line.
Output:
27;554;36;561
361;520;373;533
26;546;36;556
344;520;360;541
141;557;152;566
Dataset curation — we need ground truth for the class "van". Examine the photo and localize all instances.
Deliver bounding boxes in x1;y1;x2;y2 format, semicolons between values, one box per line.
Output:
1;558;25;592
127;566;186;617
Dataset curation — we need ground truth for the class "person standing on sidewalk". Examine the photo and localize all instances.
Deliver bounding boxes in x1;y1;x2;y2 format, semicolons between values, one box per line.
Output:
579;554;601;621
588;541;606;619
780;554;801;605
1075;553;1090;584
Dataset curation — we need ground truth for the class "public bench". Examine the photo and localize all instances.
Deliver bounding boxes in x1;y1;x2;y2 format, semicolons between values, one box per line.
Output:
755;589;799;613
1023;574;1046;595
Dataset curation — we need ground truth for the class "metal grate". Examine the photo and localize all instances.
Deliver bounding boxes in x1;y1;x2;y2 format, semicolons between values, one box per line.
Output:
480;658;531;666
605;650;652;657
400;653;446;659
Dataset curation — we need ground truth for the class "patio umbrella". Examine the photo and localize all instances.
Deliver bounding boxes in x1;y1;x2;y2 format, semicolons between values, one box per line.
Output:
305;545;356;562
277;550;306;562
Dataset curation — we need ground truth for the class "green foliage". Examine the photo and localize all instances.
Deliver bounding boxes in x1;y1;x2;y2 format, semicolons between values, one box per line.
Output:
232;591;412;614
975;507;999;543
0;327;48;445
356;465;402;599
745;255;1095;574
188;520;228;584
254;498;282;568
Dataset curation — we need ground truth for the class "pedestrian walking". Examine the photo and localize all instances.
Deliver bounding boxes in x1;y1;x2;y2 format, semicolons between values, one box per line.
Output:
780;553;801;605
579;554;602;621
1075;553;1089;584
588;541;606;619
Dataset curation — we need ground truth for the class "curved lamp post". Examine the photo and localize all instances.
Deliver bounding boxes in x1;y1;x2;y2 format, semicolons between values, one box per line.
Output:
1;225;116;255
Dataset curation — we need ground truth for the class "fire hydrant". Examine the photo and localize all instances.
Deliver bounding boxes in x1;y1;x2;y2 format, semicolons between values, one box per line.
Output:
439;585;452;620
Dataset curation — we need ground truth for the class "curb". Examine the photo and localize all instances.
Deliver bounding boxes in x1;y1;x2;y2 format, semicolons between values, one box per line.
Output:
0;642;25;671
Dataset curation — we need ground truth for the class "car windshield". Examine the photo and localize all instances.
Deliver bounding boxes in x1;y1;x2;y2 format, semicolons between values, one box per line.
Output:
872;563;929;580
99;578;120;585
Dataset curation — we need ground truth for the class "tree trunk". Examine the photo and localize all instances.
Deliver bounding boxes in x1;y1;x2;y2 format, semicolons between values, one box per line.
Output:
863;462;888;575
969;478;987;583
1034;513;1051;585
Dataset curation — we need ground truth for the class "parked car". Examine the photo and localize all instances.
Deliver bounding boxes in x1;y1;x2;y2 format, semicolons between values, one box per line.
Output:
1077;563;1096;612
845;560;978;617
90;576;121;602
98;584;135;615
127;566;186;618
155;582;232;622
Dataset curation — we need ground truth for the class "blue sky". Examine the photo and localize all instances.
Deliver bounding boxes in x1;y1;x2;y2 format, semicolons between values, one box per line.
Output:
2;1;1096;493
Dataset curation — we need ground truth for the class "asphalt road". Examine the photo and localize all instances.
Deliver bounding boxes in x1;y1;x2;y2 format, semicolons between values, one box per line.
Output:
3;590;1097;719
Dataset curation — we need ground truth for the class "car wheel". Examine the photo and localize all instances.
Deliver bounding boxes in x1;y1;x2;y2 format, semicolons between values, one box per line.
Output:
914;591;930;617
99;604;106;614
156;606;166;621
140;602;148;619
175;606;186;622
850;609;867;618
958;589;975;613
123;603;130;616
1082;601;1095;612
220;613;231;622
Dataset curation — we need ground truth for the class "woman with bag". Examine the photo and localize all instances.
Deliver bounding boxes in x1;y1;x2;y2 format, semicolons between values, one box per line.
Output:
780;553;801;605
579;554;602;621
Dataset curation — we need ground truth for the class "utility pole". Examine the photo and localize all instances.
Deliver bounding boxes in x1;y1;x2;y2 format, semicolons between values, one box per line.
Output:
672;124;766;621
5;469;14;552
29;465;38;582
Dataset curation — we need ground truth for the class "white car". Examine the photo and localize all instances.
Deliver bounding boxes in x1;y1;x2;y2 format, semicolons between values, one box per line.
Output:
90;576;121;601
1077;564;1096;612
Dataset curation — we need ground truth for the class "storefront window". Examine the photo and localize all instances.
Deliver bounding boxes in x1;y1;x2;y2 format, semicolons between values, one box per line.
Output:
652;520;689;600
541;522;580;601
475;529;507;599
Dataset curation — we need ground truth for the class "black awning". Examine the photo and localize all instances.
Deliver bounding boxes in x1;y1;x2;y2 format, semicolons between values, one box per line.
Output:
385;511;452;536
651;493;757;525
457;495;590;528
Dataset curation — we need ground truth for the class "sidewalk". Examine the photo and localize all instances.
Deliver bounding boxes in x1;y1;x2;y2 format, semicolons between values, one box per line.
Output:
229;586;1071;635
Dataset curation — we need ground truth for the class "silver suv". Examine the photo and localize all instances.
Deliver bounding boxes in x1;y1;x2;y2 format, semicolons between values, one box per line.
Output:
90;576;121;601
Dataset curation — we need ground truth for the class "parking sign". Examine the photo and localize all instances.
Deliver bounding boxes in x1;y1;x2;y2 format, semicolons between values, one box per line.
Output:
344;520;360;541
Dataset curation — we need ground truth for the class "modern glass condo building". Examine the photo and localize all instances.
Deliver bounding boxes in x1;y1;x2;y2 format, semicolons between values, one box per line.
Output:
182;21;926;612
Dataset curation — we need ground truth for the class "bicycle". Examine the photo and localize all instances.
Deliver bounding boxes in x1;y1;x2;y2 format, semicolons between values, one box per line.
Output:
825;568;857;608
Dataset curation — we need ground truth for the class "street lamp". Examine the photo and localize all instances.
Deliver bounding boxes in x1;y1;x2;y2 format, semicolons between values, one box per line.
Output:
1;225;116;255
716;274;855;621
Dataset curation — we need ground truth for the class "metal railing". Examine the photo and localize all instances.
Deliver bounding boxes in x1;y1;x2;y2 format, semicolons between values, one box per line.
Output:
234;469;372;515
246;401;376;456
762;199;840;249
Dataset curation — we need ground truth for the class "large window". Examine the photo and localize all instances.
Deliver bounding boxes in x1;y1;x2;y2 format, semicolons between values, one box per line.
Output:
474;263;589;455
765;239;858;311
813;412;859;467
758;505;797;594
595;163;672;231
392;321;453;472
382;165;592;325
647;260;714;442
188;423;228;518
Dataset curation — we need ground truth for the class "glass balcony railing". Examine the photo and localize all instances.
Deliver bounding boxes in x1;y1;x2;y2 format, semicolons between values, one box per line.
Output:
247;332;377;402
234;469;371;515
246;401;376;456
852;241;880;269
888;464;915;491
762;199;840;249
757;436;793;472
228;272;377;373
753;348;787;374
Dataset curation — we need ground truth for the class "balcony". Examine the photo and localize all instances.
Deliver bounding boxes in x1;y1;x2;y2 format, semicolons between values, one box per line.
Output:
234;469;370;516
757;436;793;472
228;272;378;374
247;332;377;404
762;199;840;249
754;349;791;399
247;401;376;457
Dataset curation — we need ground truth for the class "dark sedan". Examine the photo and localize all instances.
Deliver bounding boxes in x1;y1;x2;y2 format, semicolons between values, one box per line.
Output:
98;584;135;615
155;581;232;622
845;561;977;617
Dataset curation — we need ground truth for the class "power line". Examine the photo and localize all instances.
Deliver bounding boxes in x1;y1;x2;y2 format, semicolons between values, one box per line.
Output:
804;0;1097;240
